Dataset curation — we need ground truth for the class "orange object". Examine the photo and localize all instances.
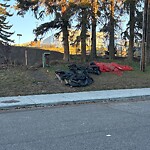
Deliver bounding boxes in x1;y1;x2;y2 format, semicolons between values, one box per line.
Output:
94;62;133;76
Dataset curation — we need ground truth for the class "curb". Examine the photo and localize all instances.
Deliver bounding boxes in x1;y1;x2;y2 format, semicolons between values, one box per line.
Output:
0;88;150;109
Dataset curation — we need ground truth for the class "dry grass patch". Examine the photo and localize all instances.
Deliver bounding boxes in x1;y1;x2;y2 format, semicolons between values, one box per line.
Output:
0;60;150;97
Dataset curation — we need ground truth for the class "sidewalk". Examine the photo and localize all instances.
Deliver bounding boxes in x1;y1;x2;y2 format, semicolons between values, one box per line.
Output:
0;88;150;109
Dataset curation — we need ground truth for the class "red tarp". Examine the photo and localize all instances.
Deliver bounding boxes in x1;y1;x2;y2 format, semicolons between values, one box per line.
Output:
94;62;133;76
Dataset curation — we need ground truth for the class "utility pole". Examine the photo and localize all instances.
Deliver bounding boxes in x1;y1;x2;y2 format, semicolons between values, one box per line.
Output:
146;0;150;65
140;0;148;71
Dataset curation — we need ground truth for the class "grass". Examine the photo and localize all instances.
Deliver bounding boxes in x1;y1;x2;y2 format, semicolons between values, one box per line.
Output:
0;58;150;97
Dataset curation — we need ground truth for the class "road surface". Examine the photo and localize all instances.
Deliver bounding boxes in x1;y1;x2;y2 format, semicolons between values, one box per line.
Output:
1;99;150;150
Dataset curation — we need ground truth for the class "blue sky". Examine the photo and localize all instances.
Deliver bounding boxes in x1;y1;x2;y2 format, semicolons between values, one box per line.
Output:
9;12;39;44
5;0;129;45
6;1;53;45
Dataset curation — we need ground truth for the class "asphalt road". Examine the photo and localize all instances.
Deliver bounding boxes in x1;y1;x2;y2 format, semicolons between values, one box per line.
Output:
1;99;150;150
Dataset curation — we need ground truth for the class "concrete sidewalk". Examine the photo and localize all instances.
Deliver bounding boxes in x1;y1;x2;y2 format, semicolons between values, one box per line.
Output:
0;88;150;109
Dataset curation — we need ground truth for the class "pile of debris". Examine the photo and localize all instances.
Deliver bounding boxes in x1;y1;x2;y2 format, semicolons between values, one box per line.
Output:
55;62;101;87
55;61;133;87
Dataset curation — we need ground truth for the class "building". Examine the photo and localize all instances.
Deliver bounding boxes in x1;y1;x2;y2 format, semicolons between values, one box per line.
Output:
40;29;106;55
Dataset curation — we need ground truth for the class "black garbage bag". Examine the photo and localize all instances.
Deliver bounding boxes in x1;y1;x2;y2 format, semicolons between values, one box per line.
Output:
55;63;100;87
65;70;94;87
88;62;101;75
55;70;74;81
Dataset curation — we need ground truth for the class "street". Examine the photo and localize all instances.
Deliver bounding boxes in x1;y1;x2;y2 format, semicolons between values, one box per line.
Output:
1;99;150;150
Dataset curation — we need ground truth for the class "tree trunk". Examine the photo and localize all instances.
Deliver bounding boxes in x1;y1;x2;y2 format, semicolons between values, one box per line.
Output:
81;8;87;62
146;1;150;65
62;23;70;62
141;0;148;71
128;0;136;61
109;0;115;60
91;0;97;59
61;0;70;62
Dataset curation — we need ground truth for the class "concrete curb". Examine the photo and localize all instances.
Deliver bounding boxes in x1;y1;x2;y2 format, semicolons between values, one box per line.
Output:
0;88;150;109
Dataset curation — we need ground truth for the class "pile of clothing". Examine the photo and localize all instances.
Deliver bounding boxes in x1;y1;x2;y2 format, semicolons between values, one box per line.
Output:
55;62;101;87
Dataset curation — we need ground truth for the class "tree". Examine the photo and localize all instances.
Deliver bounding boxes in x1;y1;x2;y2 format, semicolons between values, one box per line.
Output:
99;0;123;59
71;0;99;61
61;0;70;61
73;1;91;62
16;0;74;62
109;0;115;59
122;0;143;61
91;0;98;59
128;0;136;61
0;0;14;44
80;5;88;62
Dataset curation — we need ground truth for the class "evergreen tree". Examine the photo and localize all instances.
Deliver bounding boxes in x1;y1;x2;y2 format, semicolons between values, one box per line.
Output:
91;0;99;60
73;1;91;62
16;0;75;62
109;0;115;59
0;1;14;44
80;3;90;62
98;0;124;59
122;0;143;61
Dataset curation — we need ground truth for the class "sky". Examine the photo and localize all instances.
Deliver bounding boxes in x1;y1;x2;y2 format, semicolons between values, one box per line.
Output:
5;0;129;45
6;1;53;45
9;12;40;44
